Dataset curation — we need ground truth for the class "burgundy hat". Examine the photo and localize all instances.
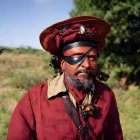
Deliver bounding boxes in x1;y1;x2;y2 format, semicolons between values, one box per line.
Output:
40;16;110;56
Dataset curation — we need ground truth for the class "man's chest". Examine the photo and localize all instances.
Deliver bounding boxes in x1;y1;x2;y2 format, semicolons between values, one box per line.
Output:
33;95;109;140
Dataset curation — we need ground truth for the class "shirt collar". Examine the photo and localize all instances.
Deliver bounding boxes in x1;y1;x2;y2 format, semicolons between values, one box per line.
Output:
47;73;67;99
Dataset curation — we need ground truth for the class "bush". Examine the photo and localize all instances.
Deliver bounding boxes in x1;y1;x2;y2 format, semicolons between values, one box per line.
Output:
11;47;43;55
10;72;43;90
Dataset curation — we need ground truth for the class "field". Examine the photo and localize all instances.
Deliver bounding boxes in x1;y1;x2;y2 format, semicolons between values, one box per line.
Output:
0;47;140;140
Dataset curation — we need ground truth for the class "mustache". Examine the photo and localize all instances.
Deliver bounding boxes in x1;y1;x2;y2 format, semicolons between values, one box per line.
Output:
74;69;94;75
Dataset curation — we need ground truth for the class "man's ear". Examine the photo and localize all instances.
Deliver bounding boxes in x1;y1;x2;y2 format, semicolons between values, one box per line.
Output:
60;59;66;71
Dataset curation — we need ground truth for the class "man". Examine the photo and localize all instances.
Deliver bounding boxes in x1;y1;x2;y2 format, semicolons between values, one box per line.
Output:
7;16;123;140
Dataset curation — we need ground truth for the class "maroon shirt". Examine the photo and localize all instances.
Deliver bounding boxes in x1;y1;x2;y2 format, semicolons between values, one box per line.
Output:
7;79;123;140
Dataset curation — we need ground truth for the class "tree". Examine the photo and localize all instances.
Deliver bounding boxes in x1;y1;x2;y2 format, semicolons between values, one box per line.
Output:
70;0;140;86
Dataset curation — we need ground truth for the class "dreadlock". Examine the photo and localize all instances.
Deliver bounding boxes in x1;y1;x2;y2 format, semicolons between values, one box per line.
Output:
49;55;62;77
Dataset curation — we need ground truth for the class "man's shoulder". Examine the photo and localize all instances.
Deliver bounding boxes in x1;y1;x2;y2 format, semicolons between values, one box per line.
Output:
95;80;115;97
29;81;48;91
95;80;111;91
27;81;48;99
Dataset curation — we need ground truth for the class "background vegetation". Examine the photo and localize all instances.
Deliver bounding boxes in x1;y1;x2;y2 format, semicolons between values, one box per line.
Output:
0;47;140;140
71;0;140;87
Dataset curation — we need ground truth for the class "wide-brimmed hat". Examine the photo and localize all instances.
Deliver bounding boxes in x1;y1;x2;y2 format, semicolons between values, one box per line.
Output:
40;16;110;56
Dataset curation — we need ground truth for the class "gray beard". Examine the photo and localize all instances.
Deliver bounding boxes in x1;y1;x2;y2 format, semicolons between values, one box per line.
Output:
66;73;95;93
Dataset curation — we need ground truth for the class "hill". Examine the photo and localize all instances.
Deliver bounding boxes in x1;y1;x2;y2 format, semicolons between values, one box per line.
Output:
0;47;140;140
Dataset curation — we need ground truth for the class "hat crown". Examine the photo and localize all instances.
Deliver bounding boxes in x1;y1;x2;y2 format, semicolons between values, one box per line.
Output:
40;16;110;56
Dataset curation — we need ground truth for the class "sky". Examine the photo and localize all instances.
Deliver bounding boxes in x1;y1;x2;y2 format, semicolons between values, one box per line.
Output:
0;0;74;50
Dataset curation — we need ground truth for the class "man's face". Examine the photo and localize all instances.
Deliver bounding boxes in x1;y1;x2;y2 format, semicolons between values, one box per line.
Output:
61;46;97;82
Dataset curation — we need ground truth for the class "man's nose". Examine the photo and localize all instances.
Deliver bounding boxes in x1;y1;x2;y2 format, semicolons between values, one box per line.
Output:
81;57;90;68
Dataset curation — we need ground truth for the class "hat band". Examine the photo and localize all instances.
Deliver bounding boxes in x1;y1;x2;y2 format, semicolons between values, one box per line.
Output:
62;41;97;52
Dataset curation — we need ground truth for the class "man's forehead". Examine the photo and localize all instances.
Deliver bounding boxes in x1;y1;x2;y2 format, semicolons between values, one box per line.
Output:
63;46;97;56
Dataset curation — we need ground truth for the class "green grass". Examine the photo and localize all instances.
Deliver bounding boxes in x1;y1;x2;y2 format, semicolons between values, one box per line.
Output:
114;87;140;140
0;88;25;140
0;107;10;140
9;71;45;90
